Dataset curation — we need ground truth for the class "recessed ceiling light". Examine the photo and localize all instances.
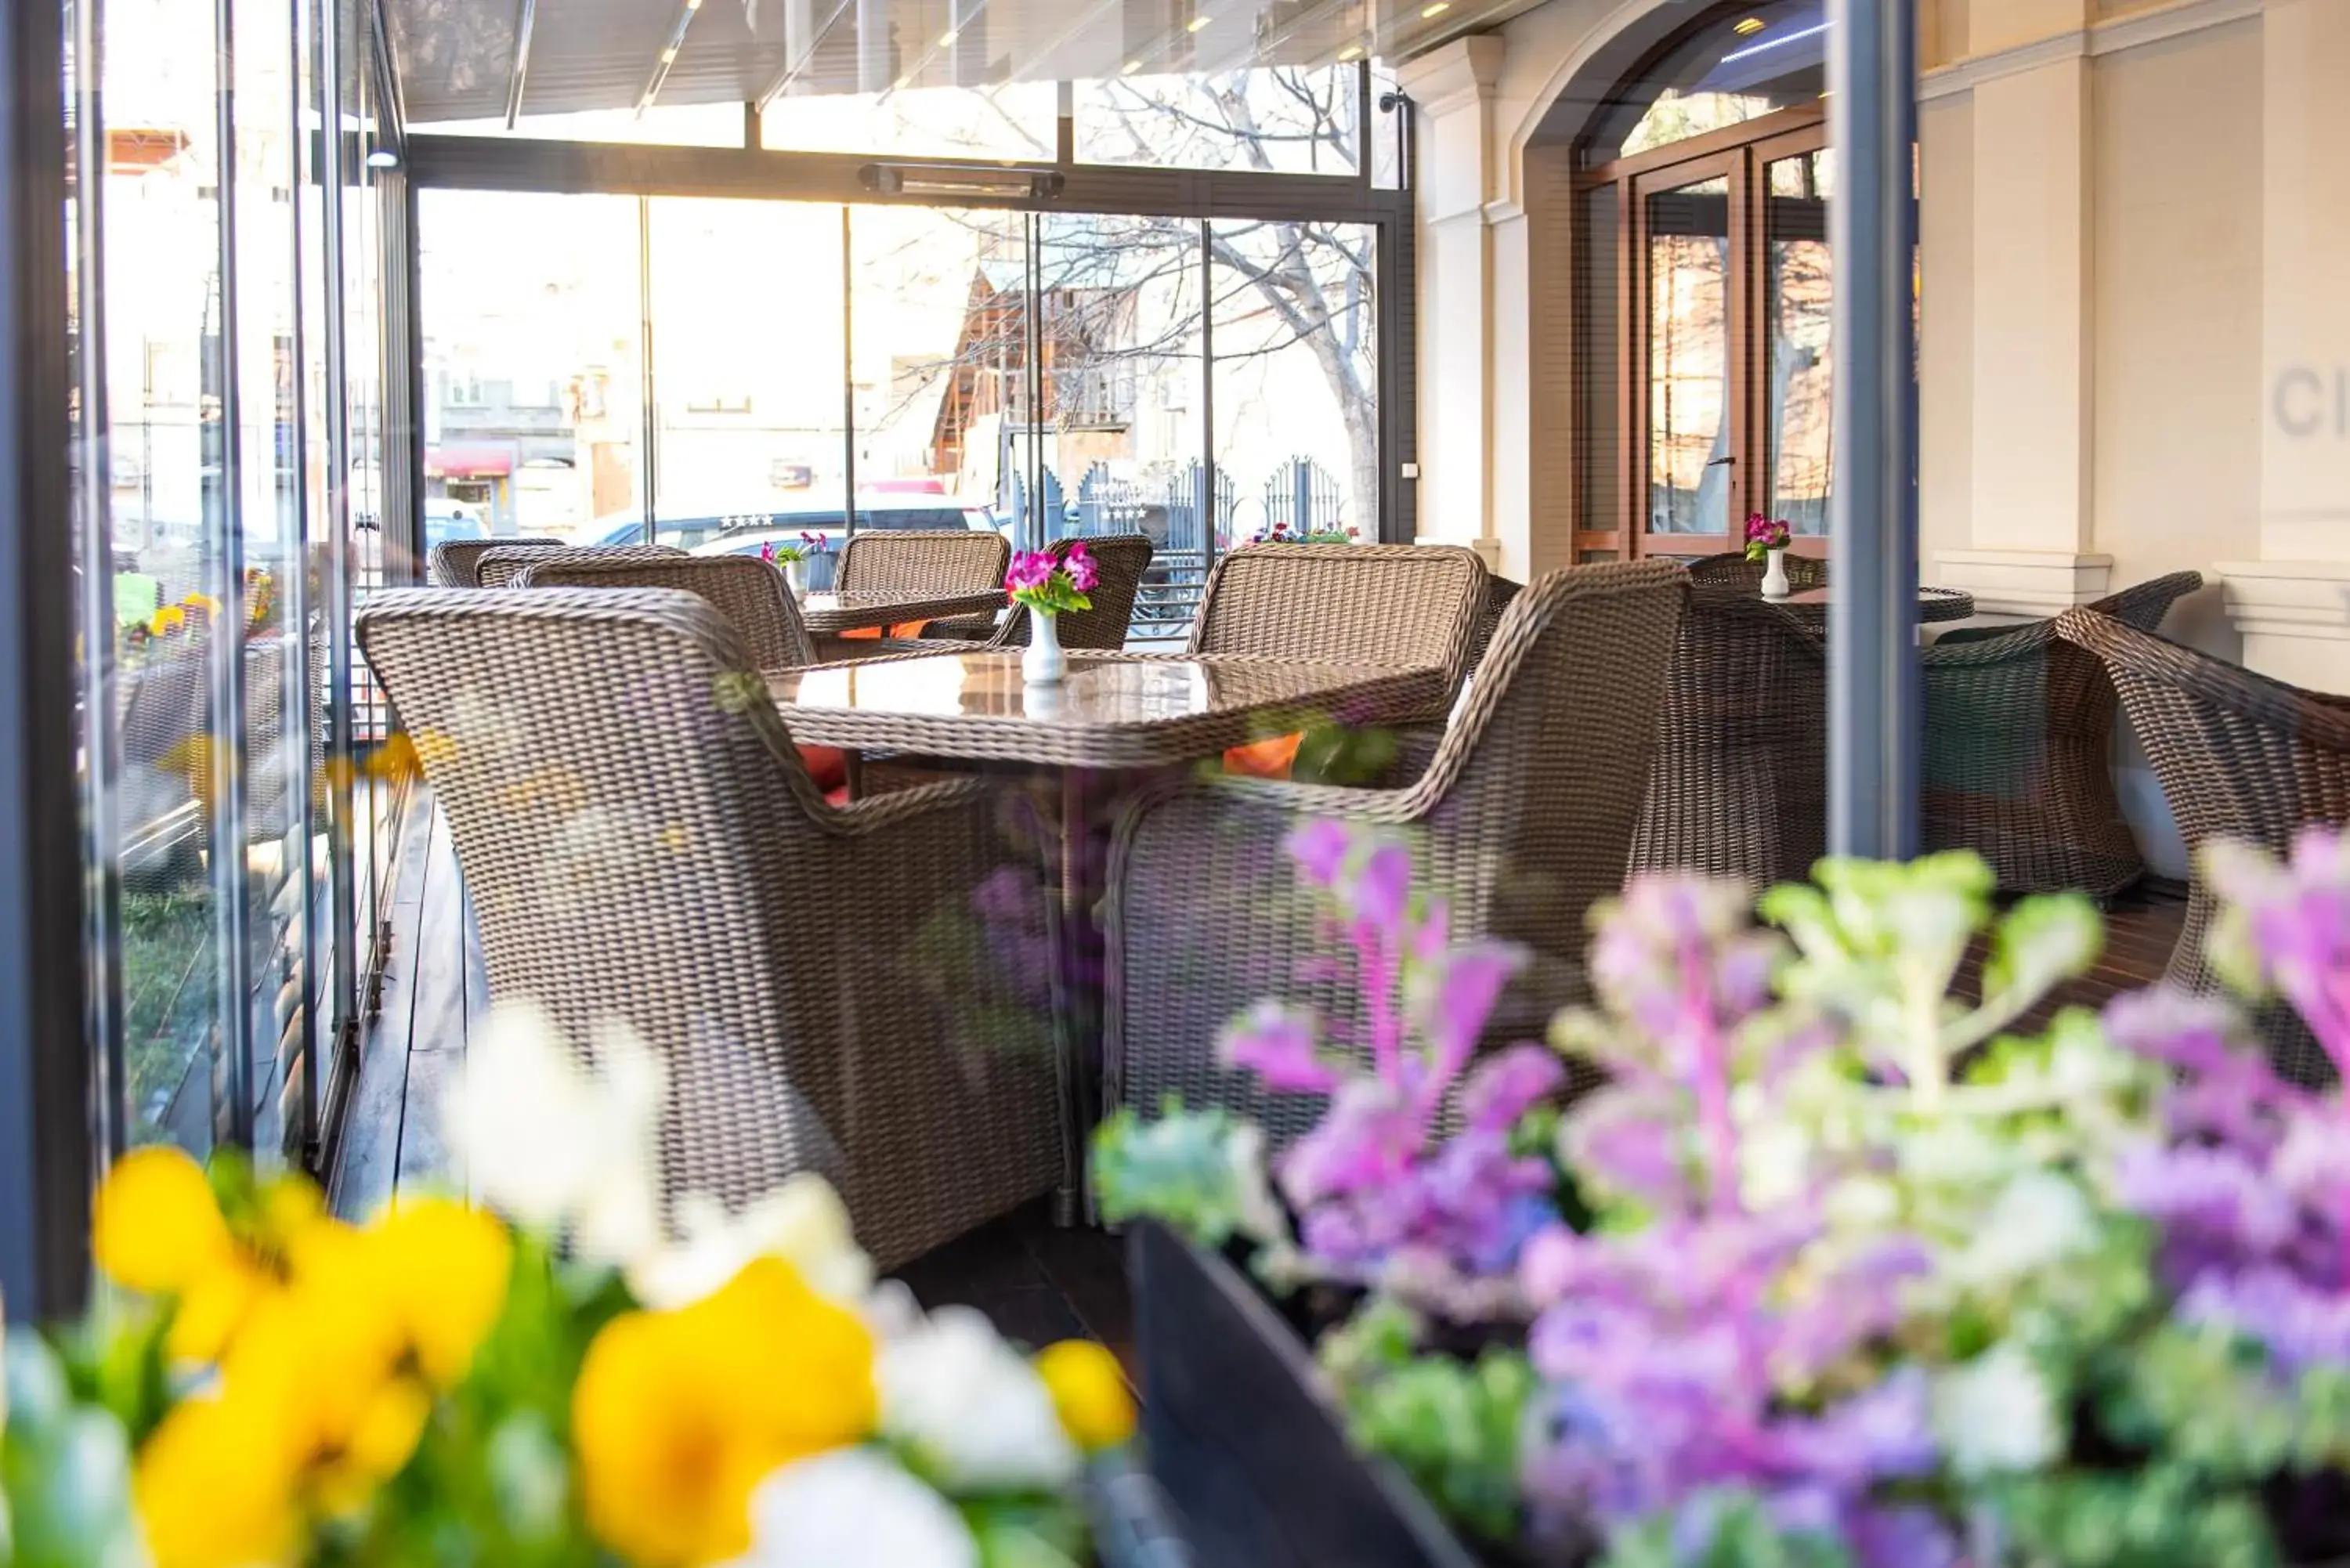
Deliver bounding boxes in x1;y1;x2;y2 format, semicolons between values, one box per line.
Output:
1336;43;1362;60
685;0;701;9
1734;15;1766;34
1121;58;1142;74
1187;15;1211;31
1420;1;1449;16
938;27;957;45
660;45;677;61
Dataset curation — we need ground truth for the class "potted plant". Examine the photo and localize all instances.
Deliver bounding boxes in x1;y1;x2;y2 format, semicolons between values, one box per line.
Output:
1;1003;1133;1568
1744;513;1794;599
760;532;829;602
1249;521;1358;546
1097;822;2350;1566
1005;542;1100;687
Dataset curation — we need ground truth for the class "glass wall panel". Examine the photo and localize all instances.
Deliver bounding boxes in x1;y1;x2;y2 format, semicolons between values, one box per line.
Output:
761;83;1058;160
1075;65;1359;175
100;0;226;1152
1644;172;1733;539
1034;211;1205;641
648;199;848;551
417;190;645;545
1209;218;1378;544
1765;146;1833;536
418;103;746;146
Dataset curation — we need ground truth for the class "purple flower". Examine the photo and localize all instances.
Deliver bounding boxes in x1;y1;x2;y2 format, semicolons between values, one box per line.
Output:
1004;550;1057;594
1285;818;1353;888
2178;1266;2350;1371
1217;1002;1339;1095
1459;1045;1566;1134
801;529;828;553
1065;540;1101;593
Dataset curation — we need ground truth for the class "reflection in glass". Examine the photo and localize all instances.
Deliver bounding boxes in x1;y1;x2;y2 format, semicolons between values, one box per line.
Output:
1647;175;1732;536
1210;219;1378;545
1767;150;1835;535
1075;66;1359;176
762;83;1058;161
1605;2;1828;161
418;192;645;545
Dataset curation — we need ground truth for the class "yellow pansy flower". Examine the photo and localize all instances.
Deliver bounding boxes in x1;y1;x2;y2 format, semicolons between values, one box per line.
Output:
149;605;186;637
574;1256;877;1566
1034;1340;1137;1452
163;1252;273;1365
93;1146;233;1296
134;1392;301;1568
367;1196;512;1386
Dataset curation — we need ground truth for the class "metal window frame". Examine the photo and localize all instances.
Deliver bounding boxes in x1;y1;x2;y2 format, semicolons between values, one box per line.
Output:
401;58;1418;547
1;0;92;1321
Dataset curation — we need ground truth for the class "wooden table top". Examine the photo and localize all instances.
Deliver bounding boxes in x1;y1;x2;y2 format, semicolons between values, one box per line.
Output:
797;588;1007;634
765;651;1446;769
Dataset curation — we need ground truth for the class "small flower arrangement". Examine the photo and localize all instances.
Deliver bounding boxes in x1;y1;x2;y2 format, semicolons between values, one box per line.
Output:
1248;520;1357;546
1743;511;1791;562
1;1003;1130;1568
1004;542;1099;617
759;531;828;566
1098;822;2350;1565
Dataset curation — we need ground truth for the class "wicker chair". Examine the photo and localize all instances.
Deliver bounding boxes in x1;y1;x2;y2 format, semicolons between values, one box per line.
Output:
1188;544;1488;727
864;535;1155;656
1922;572;2203;896
1103;562;1689;1143
477;543;682;589
2057;609;2350;1086
1686;550;1830;595
1630;591;1828;891
428;537;562;587
1464;574;1525;679
518;554;818;670
833;529;1010;641
355;587;1066;1266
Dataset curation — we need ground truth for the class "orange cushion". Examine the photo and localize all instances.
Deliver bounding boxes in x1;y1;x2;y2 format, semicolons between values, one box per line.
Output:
1224;732;1304;780
798;744;850;792
824;784;852;808
839;620;932;641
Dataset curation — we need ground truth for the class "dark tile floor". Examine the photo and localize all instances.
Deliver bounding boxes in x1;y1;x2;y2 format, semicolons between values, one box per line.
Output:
333;787;2190;1373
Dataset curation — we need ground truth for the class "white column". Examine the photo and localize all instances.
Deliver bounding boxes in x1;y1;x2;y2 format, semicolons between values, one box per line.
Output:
1400;37;1506;569
1932;2;2114;614
2218;0;2350;693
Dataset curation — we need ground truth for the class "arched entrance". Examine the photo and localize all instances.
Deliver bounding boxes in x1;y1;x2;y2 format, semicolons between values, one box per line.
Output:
1548;2;1831;564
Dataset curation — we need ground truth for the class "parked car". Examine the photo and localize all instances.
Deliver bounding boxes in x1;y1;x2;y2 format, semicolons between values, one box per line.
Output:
425;500;487;550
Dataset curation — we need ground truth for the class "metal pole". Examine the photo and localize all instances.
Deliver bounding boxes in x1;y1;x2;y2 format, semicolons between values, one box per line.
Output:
1825;0;1919;860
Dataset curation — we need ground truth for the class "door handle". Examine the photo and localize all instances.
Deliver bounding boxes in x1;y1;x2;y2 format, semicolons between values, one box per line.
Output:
1705;456;1736;467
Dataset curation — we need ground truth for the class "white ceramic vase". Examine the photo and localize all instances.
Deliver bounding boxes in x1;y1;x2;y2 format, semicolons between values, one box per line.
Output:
1760;547;1791;601
784;557;809;602
1023;608;1067;685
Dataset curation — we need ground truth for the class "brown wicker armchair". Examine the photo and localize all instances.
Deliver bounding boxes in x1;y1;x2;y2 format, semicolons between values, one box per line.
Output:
428;537;562;587
1103;562;1688;1143
355;587;1066;1266
1686;550;1830;595
863;535;1155;656
1630;591;1828;890
1922;572;2203;896
833;529;1010;641
1188;544;1488;727
477;543;682;589
518;554;818;670
2058;608;2350;1085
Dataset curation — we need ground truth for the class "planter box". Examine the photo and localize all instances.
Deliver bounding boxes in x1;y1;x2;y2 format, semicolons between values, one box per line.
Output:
1129;1221;1480;1568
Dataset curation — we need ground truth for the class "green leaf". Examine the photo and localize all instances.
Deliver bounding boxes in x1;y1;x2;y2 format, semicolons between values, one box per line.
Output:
1090;1101;1277;1251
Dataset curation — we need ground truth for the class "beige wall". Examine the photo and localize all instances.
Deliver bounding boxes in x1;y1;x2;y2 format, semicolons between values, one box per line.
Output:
1408;0;2345;699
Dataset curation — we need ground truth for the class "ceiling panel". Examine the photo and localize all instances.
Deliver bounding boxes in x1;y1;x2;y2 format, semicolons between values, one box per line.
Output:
388;0;1541;129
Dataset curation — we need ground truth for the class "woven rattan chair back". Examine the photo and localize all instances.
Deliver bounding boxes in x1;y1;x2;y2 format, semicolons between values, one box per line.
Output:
1463;574;1524;677
1630;591;1828;891
355;586;1064;1263
428;537;561;587
1686;550;1830;595
1921;570;2203;895
833;529;1009;638
1016;533;1154;651
518;553;817;669
477;543;681;589
2059;607;2350;1083
1186;544;1488;724
1104;562;1688;1144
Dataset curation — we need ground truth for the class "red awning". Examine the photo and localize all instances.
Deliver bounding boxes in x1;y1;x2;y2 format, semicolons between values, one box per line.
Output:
425;444;514;478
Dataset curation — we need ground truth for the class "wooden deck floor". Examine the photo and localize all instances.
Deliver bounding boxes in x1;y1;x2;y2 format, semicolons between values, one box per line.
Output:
333;784;2189;1367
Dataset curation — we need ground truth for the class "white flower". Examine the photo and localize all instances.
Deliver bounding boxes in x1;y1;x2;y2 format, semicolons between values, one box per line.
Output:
880;1306;1078;1494
728;1447;978;1568
1947;1169;2095;1288
627;1175;874;1310
442;1000;665;1266
1931;1342;2059;1479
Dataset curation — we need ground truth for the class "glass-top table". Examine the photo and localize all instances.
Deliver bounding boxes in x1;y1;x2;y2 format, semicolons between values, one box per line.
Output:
766;650;1446;770
797;588;1007;636
1773;585;1976;624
